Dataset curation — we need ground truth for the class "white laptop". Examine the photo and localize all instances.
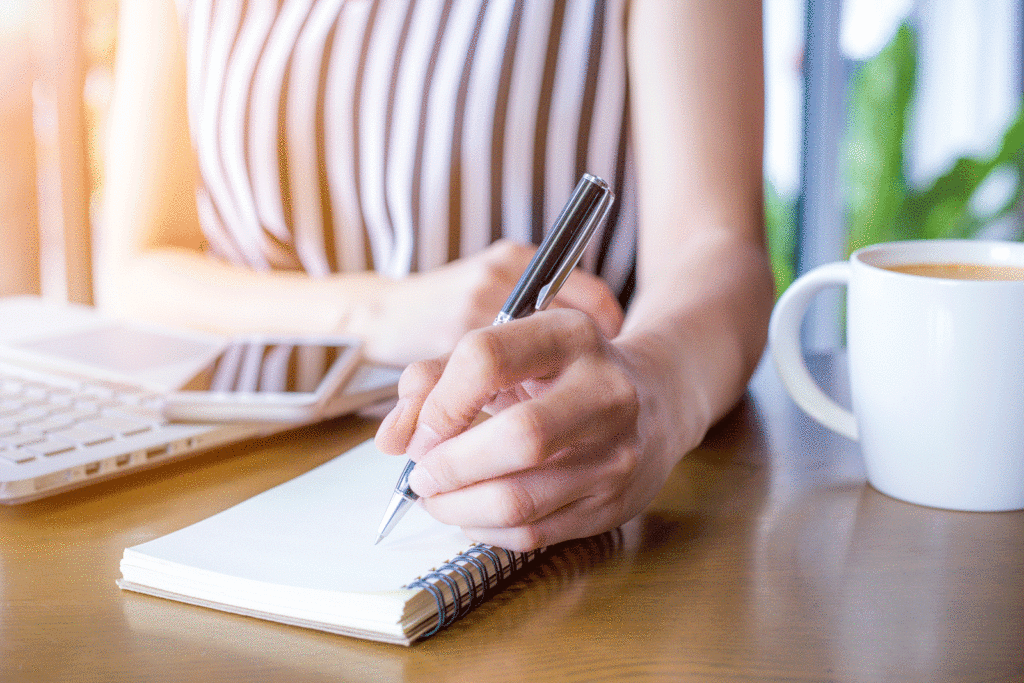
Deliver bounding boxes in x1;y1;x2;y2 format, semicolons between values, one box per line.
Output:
0;296;401;504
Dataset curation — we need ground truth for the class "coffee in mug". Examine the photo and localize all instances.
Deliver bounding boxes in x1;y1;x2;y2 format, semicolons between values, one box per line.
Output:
883;262;1024;281
769;239;1024;512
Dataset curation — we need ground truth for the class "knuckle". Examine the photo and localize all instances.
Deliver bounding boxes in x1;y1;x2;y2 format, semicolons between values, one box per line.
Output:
467;259;497;291
440;325;467;354
461;288;499;332
399;358;443;396
557;307;602;347
490;238;515;258
452;328;507;385
487;238;527;262
597;299;624;335
581;354;640;424
494;524;546;553
425;454;463;491
589;448;641;516
510;526;547;552
608;447;640;485
492;480;539;528
505;406;549;469
606;369;640;418
421;397;474;436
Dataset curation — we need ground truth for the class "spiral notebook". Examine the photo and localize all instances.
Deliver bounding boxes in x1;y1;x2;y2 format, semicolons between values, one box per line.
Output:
117;439;544;645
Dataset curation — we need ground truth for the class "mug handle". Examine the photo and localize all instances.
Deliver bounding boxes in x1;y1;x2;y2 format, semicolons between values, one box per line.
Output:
768;261;858;441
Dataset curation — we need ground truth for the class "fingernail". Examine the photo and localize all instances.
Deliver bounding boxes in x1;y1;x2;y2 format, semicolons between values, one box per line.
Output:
406;423;440;460
408;465;441;497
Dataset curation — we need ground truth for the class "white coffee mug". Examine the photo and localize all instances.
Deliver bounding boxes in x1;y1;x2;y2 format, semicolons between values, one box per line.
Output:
769;239;1024;512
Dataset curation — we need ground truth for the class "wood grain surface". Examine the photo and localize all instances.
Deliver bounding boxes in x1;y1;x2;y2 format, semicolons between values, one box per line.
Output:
1;357;1021;682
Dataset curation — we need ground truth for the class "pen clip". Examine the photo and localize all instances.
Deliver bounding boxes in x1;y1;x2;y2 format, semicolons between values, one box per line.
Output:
534;189;614;312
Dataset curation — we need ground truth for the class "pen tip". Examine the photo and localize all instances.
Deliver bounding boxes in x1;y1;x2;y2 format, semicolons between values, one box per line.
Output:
374;533;383;545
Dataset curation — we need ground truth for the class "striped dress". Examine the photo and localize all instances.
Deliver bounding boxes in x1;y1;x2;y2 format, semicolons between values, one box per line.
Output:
178;0;638;305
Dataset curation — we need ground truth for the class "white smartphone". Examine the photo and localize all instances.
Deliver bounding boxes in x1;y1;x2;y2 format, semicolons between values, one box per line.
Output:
162;336;363;423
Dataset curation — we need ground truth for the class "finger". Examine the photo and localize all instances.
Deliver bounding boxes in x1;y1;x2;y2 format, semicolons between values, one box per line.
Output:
420;444;636;529
551;269;624;338
479;387;521;415
480;239;537;272
407;310;595;458
408;357;636;496
459;498;610;552
462;490;630;552
374;356;446;455
421;465;589;533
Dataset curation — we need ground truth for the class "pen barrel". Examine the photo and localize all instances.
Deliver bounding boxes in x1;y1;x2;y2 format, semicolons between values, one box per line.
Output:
497;174;614;322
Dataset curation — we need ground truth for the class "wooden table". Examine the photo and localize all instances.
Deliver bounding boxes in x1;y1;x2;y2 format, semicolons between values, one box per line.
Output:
2;355;1022;682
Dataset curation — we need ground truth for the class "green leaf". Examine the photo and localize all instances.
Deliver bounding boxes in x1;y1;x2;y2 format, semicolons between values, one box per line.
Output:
764;181;796;295
843;24;917;253
843;20;1024;248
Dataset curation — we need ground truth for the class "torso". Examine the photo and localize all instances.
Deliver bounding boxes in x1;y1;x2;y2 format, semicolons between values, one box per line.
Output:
179;0;638;304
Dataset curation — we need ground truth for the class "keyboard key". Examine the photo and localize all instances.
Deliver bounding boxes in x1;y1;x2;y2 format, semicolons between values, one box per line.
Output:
66;407;104;422
103;404;164;423
72;400;102;414
0;399;27;417
0;433;45;449
12;406;52;426
80;415;152;437
24;437;76;457
22;384;50;401
117;391;164;407
79;384;117;400
49;424;114;447
34;412;84;433
0;449;35;464
47;390;78;407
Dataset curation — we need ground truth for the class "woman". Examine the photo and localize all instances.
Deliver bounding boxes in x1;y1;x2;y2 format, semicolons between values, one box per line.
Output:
100;0;773;550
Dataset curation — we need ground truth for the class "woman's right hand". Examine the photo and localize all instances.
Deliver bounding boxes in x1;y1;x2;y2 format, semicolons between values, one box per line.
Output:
347;240;625;365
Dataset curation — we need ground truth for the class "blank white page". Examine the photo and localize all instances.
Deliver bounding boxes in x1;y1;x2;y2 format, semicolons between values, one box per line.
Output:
122;440;472;594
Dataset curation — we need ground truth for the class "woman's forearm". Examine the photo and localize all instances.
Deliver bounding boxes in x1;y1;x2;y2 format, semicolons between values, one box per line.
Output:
621;0;771;462
100;247;380;337
99;240;624;367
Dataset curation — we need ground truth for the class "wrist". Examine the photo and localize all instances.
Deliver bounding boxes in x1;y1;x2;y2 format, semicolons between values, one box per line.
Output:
614;331;712;470
331;272;389;341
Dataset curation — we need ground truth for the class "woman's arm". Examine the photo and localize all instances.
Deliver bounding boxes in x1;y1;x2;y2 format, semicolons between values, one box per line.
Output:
99;0;624;365
619;0;773;459
375;0;774;549
98;0;360;336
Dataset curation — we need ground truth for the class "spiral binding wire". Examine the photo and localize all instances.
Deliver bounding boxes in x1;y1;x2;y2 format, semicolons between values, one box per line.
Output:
403;528;626;640
404;544;542;639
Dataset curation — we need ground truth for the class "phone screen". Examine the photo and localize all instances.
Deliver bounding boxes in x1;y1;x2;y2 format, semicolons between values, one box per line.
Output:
180;340;352;395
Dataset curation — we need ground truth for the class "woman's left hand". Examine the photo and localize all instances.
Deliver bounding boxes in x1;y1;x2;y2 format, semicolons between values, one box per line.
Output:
375;307;680;551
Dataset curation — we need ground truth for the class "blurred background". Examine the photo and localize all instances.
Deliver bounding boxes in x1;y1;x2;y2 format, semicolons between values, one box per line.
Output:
0;0;1021;349
0;0;113;306
767;0;1023;348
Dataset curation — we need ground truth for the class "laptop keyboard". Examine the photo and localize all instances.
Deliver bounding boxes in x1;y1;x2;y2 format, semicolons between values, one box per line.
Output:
0;370;166;466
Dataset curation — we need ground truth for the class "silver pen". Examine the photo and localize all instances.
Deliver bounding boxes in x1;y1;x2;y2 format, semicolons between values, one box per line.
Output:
375;174;615;544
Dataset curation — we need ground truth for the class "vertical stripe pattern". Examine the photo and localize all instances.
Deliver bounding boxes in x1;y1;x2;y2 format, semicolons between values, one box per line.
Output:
182;0;637;299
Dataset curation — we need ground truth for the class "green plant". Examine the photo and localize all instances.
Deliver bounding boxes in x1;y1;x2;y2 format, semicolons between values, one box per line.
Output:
765;21;1024;295
845;22;1024;253
765;179;797;295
